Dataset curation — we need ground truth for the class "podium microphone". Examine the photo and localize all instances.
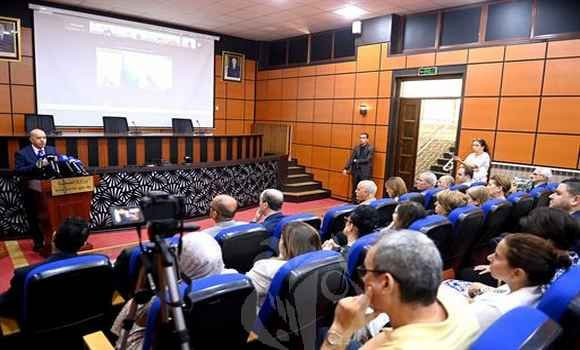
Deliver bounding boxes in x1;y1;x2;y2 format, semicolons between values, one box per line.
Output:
69;157;89;175
58;155;76;175
46;154;61;177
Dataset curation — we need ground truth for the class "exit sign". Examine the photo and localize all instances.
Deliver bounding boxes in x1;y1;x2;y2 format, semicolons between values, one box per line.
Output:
418;67;438;76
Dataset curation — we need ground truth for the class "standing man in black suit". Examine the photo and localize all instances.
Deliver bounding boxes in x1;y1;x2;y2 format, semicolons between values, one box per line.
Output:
343;133;374;204
15;128;60;251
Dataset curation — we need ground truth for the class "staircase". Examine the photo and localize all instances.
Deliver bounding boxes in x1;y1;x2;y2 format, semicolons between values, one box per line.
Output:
429;146;456;178
283;159;331;202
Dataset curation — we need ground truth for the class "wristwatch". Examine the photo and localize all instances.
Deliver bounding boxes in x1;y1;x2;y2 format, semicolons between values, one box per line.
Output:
325;329;348;348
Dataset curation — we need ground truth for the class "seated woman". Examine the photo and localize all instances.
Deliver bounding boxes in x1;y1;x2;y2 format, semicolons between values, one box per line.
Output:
434;189;468;216
466;185;489;206
322;205;377;257
383;201;427;231
111;232;234;350
486;174;512;201
246;221;321;310
443;233;571;334
457;207;580;287
384;176;407;201
437;175;455;190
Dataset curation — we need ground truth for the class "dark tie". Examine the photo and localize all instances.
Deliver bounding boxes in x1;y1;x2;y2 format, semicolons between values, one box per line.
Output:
37;149;45;158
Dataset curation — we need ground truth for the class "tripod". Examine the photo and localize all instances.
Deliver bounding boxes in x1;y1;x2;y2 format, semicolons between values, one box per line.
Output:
117;229;190;350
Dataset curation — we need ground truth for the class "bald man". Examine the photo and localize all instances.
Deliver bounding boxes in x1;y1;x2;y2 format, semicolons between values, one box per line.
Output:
201;194;247;238
15;129;61;251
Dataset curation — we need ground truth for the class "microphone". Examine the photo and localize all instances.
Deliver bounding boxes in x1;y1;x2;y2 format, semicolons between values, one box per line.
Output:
195;120;201;128
46;154;61;177
68;157;89;175
58;155;76;176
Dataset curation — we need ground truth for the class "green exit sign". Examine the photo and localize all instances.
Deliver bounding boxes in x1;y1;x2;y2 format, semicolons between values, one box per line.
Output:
418;67;438;76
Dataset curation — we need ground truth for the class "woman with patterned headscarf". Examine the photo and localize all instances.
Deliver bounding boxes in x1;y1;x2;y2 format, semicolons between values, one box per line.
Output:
111;232;234;350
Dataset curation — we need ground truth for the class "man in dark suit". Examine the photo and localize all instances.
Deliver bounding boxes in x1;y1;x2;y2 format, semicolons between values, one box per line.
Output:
15;129;60;251
0;217;89;318
227;57;241;79
343;133;374;204
251;188;285;234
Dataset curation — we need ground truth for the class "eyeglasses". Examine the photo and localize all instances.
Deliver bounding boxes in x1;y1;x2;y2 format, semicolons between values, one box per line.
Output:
356;266;402;282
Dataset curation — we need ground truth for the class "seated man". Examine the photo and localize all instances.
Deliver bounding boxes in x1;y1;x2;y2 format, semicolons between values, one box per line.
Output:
529;167;552;190
201;194;246;238
355;180;377;205
321;230;479;349
251;189;286;234
487;174;512;201
455;165;474;186
413;171;437;192
0;217;90;317
550;178;580;221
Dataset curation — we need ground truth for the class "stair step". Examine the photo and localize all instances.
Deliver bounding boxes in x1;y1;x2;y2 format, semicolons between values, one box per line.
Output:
433;171;449;178
286;173;313;184
283;181;321;192
288;165;305;175
285;181;319;187
437;158;450;165
430;164;445;172
284;189;331;202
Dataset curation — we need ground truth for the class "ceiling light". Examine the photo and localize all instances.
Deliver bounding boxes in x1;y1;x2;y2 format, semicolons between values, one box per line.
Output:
334;5;367;19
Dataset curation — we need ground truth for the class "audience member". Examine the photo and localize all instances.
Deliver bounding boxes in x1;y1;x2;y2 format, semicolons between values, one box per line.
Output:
443;233;570;334
529;167;552;190
355;180;377;205
486;174;512;200
549;178;580;221
435;190;468;216
111;232;234;350
383;201;427;231
246;222;321;310
466;185;489;207
454;139;491;183
323;205;378;257
455;165;474;186
321;231;479;350
251;189;286;234
200;194;246;238
0;217;90;317
414;171;437;192
384;176;407;200
437;175;455;190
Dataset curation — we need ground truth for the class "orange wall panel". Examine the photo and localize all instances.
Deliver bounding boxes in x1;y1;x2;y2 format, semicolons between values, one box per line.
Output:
406;53;435;68
296;100;314;122
465;63;503;96
244;101;255;120
497;97;539;132
312;123;332;147
280;100;297;121
332;99;354;124
376;99;391;125
335;62;356;74
282;67;299;78
494;132;535;164
355;72;379;98
330;148;351;171
282;78;298;99
11;85;35;114
375;125;388;152
245;80;255;100
293;144;312;166
226;81;245;99
543;58;580;95
215;79;226;98
226;99;244;119
468;46;505;63
0;114;12;134
294;123;313;145
334;73;356;98
505;43;546;61
534;134;579;168
353;99;377;125
538;97;580;134
21;28;33;57
331;124;353;149
0;62;9;84
458;129;495;158
297;77;316;99
316;63;335;75
501;60;544;96
0;85;11;113
435;50;468;66
245;60;256;80
315;75;335;99
547;39;580;58
9;57;34;85
266;79;282;99
378;71;392;98
329;171;349;198
461;98;499;130
357;44;381;72
372;152;386;178
313;100;333;123
311;146;331;169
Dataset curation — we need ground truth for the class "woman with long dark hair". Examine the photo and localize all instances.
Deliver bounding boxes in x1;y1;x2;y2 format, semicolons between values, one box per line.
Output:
454;139;491;183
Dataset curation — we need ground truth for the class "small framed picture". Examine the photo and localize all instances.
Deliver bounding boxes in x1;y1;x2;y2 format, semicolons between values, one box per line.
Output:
0;16;21;61
222;51;244;82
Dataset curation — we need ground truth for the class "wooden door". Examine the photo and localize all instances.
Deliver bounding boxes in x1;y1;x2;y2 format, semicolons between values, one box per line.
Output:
393;99;421;187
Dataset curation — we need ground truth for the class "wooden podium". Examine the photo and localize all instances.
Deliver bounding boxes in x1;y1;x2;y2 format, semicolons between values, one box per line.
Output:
28;176;99;257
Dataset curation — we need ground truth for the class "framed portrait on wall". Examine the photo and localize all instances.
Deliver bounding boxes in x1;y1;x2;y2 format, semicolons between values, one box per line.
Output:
223;51;244;82
0;16;21;61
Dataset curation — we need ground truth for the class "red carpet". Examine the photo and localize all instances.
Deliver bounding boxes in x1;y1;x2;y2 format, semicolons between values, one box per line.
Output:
0;198;345;293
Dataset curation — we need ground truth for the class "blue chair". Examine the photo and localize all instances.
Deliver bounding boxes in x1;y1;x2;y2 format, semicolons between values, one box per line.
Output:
470;307;561;350
255;250;348;349
507;192;534;232
422;188;443;210
537;266;580;349
184;273;257;349
409;215;453;263
272;212;321;239
346;232;381;291
399;192;424;206
320;204;356;241
450;183;469;192
215;223;271;273
468;198;512;266
20;254;113;334
446;205;484;271
368;198;397;228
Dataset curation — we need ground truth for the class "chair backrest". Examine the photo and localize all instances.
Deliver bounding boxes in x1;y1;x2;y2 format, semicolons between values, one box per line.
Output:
25;114;55;135
535;190;554;208
446;205;485;270
171;118;194;134
422;188;443;210
399;192;425;206
184;273;257;349
346;232;381;289
450;183;469;193
255;250;348;349
215;223;272;273
409;215;453;263
368;198;397;228
103;116;129;134
507;192;535;232
470;307;561;350
272;212;321;239
21;254;113;333
319;204;356;241
481;198;513;238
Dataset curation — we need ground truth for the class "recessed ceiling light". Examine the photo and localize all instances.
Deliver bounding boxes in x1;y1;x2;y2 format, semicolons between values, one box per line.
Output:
334;5;367;19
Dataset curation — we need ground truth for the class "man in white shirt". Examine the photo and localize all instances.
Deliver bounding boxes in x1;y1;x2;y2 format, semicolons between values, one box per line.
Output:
201;194;246;238
355;180;377;205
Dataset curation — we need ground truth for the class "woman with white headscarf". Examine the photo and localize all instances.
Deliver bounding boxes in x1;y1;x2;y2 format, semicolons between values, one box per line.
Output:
111;232;234;350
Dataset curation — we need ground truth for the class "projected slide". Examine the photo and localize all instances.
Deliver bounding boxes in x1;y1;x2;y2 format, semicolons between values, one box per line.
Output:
33;9;216;127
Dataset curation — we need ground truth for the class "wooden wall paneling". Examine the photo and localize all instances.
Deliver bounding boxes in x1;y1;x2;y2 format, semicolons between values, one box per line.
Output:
98;138;108;167
7;140;19;169
77;139;89;165
177;138;185;163
207;138;214;161
118;138;127;166
161;138;170;162
193;138;201;163
136;138;145;165
55;139;66;156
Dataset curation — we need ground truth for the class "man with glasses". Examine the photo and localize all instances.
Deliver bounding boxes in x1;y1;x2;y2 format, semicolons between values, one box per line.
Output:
321;230;479;349
201;194;246;238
